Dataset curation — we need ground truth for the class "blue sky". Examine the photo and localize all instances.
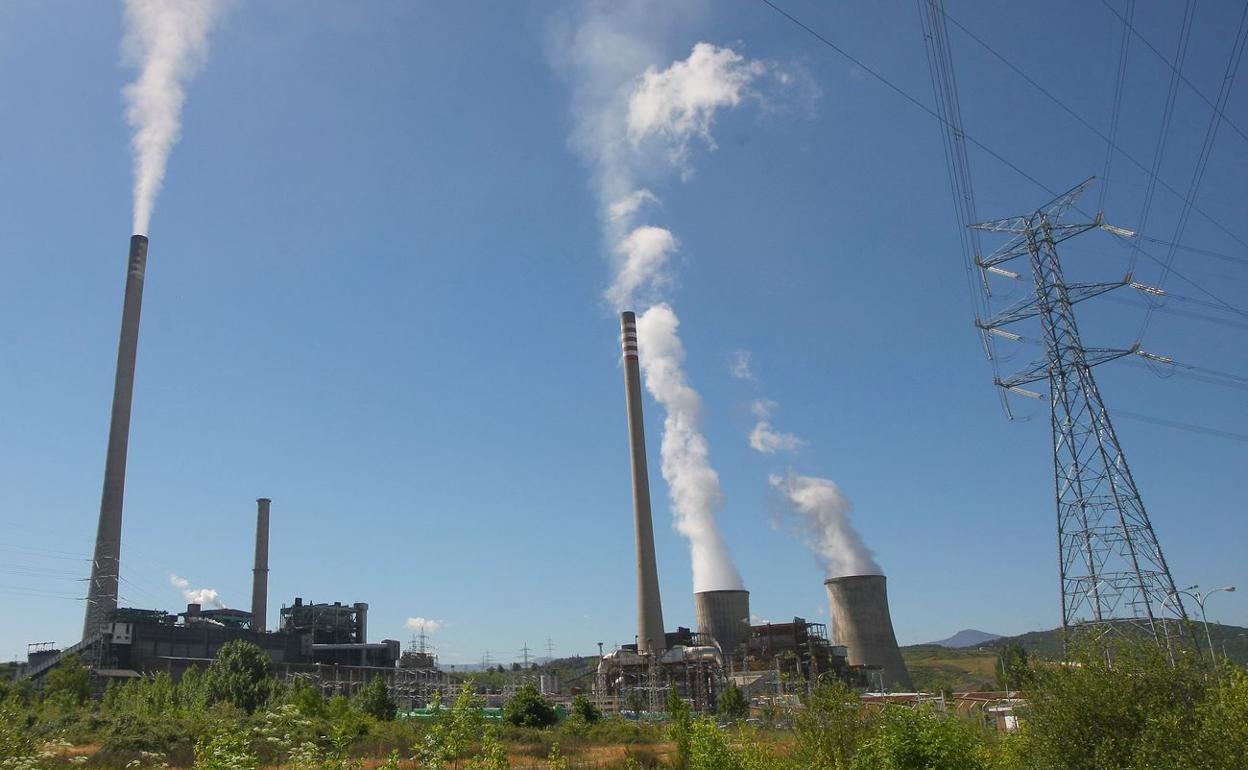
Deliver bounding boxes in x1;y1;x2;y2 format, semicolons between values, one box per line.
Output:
1;0;1244;664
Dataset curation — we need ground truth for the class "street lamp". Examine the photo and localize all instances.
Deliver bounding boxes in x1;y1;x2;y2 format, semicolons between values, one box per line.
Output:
1167;584;1237;664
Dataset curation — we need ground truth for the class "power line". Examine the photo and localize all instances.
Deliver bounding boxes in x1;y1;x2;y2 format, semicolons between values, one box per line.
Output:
937;5;1248;259
1125;0;1195;276
1099;0;1248;147
1115;409;1248;443
1099;0;1136;213
756;0;1058;199
1138;0;1248;341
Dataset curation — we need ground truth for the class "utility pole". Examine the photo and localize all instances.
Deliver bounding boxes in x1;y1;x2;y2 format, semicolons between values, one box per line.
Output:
971;179;1193;650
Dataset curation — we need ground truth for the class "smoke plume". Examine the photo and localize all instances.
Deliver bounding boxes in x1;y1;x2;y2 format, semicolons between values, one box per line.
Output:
169;573;224;608
122;0;225;235
637;304;743;591
405;617;444;634
748;399;803;454
735;360;880;576
770;472;881;577
553;3;780;592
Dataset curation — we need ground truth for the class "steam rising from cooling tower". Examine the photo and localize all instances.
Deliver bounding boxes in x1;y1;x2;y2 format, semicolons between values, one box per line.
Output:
122;0;225;234
552;8;783;594
770;472;881;578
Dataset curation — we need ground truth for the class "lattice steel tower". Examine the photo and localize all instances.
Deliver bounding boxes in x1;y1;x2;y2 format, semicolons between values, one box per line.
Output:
972;179;1191;644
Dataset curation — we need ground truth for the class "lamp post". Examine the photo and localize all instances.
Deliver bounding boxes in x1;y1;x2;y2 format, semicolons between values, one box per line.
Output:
1166;584;1237;667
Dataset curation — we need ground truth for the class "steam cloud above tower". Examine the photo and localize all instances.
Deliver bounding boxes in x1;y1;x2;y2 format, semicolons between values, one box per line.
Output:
736;355;882;577
122;0;225;235
554;2;785;592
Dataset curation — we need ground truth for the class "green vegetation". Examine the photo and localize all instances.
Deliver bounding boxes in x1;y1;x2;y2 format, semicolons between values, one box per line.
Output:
1;638;1245;769
502;684;557;729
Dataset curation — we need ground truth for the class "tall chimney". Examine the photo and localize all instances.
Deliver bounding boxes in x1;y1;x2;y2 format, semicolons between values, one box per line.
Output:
251;498;271;632
621;311;666;654
824;575;913;691
83;234;149;640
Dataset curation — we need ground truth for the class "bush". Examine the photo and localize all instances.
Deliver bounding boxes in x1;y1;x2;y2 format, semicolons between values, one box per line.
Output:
850;706;988;770
353;676;396;722
570;694;601;725
204;641;272;714
504;684;558;729
717;683;748;720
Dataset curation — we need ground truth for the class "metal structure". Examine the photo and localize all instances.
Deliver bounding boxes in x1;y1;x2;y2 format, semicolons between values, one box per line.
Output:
824;575;913;691
620;311;666;655
693;590;750;666
971;180;1191;643
85;234;150;639
252;498;271;632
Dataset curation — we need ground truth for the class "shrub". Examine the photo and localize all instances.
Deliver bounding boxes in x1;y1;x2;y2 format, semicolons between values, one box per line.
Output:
850;706;988;770
504;684;558;729
204;641;272;714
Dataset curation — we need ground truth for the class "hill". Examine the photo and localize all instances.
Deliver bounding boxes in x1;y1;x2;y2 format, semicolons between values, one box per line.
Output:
903;621;1248;693
927;629;1003;648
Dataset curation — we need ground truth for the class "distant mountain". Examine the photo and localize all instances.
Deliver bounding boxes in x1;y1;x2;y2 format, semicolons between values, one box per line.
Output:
928;629;1004;648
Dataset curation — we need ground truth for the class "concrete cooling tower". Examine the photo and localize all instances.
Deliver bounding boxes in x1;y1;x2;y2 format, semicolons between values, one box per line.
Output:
694;590;750;662
824;575;913;691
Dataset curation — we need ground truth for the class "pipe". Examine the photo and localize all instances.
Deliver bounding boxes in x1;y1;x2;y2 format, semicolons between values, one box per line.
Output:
84;234;149;640
622;311;666;654
252;498;271;632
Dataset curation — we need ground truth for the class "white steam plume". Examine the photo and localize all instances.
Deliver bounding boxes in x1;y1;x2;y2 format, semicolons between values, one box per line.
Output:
627;42;768;177
169;572;224;608
553;5;778;592
637;304;743;591
405;617;444;634
770;472;881;578
122;0;225;235
748;399;803;454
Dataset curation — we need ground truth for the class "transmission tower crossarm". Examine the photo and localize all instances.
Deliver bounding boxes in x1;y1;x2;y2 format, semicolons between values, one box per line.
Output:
978;277;1130;330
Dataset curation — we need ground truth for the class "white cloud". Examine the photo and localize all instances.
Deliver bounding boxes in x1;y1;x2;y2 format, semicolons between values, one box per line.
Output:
605;225;678;310
770;471;881;578
406;617;443;634
730;349;754;380
627;42;769;176
608;188;659;222
749;421;804;454
746;399;802;454
169;572;223;608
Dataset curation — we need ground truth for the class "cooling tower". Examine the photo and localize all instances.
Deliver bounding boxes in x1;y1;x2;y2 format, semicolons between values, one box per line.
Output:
824;575;913;691
251;498;271;632
83;234;149;639
694;590;750;662
621;311;666;654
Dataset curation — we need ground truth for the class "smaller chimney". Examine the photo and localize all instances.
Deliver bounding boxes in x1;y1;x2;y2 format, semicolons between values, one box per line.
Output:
251;498;271;632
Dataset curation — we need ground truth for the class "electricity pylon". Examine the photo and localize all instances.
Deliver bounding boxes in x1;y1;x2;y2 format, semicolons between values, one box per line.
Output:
972;179;1192;649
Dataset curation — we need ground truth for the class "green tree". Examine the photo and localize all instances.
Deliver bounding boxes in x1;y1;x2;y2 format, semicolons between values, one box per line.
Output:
1020;639;1208;770
204;640;272;713
666;688;693;770
717;683;749;720
466;727;510;770
504;683;558;728
688;717;740;770
353;676;396;721
420;681;484;769
42;653;91;706
996;642;1031;691
850;706;988;770
792;679;869;770
570;694;601;724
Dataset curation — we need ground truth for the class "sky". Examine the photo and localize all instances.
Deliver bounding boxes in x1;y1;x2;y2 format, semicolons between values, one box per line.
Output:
1;0;1245;665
